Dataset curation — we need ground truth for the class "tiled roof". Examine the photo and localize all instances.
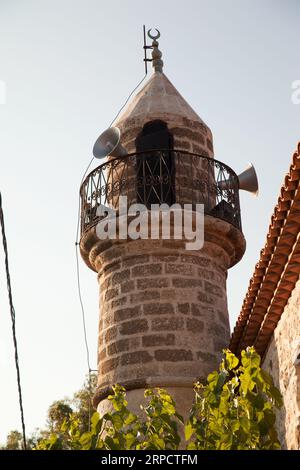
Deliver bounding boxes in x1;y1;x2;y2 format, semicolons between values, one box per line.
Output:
230;142;300;357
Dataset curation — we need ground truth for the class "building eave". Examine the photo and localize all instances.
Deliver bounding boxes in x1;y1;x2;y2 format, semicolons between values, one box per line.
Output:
230;142;300;358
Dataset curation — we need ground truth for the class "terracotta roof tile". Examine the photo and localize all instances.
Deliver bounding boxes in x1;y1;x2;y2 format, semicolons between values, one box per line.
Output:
230;142;300;357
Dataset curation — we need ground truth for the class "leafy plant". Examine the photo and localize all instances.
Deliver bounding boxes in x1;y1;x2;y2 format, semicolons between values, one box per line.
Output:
34;348;282;450
186;348;282;450
36;386;183;450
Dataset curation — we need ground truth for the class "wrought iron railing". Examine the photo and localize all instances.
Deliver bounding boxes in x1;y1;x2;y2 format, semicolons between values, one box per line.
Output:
80;150;242;234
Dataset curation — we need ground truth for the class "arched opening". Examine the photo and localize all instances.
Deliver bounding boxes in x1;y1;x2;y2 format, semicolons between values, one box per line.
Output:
135;120;175;206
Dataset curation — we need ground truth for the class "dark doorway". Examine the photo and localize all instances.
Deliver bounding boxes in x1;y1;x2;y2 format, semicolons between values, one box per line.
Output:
135;120;175;207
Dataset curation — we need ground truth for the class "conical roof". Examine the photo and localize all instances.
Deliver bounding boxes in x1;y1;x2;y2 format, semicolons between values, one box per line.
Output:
113;69;213;158
114;71;207;128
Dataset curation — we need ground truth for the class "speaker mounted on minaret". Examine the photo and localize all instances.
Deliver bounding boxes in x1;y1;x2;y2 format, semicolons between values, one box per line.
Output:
218;163;259;196
93;126;127;159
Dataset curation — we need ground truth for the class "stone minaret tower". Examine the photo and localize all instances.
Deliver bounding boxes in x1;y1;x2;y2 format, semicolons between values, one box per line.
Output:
80;32;246;416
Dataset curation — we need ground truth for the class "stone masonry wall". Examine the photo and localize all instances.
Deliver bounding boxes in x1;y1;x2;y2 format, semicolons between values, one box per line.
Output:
118;116;214;158
263;276;300;449
96;237;230;403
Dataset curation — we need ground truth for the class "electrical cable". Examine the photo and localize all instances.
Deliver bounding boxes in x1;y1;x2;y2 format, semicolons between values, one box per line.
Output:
0;193;27;450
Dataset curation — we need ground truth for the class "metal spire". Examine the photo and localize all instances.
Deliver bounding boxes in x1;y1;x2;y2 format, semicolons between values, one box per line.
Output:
148;29;163;73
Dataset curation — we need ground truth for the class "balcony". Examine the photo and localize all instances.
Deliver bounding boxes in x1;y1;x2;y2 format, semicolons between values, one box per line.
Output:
80;150;242;235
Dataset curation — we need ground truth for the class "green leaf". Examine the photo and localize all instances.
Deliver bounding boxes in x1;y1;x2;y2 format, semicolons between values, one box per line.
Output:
241;347;261;370
124;412;137;426
207;371;219;386
219;432;233;450
209;420;224;437
185;421;194;441
111;398;123;411
239;417;250;433
151;434;165;449
239;372;255;396
91;412;100;426
80;432;93;450
231;419;240;432
125;432;137;449
162;401;176;415
111;413;124;430
215;370;229;393
224;350;239;370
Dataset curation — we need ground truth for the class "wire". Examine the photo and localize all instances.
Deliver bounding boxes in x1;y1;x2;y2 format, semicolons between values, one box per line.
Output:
75;188;93;429
0;193;27;450
75;243;92;372
108;73;147;128
74;71;148;429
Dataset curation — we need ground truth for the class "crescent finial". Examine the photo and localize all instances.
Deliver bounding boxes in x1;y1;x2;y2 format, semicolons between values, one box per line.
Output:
147;28;160;41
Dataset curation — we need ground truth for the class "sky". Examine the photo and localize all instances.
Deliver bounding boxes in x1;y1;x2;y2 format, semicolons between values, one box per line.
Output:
0;0;299;442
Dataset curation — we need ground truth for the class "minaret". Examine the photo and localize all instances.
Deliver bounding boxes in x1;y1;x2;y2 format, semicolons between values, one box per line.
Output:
80;32;246;417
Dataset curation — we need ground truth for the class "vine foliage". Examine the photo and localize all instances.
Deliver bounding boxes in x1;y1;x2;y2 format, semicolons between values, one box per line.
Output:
35;347;282;450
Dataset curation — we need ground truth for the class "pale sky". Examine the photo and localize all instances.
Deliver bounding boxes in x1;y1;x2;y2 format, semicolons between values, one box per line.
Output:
0;0;299;442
